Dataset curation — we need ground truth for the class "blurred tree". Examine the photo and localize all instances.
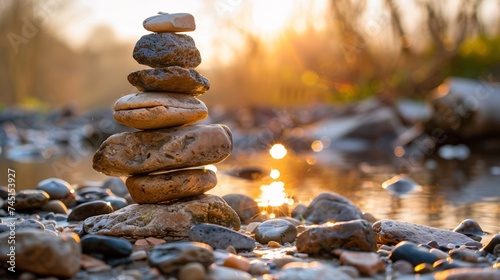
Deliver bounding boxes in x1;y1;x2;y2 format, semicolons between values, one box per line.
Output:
0;0;81;110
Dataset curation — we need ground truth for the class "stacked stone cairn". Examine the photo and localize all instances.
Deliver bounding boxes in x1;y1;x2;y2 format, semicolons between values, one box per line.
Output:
88;12;240;241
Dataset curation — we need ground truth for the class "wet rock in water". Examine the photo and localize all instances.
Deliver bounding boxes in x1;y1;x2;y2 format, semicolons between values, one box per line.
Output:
453;219;485;242
143;12;196;33
127;67;209;94
373;219;476;246
103;177;128;198
0;230;81;278
81;235;133;260
133;33;201;68
126;169;216;204
481;234;500;254
222;194;260;223
6;190;49;211
433;267;500;280
389;241;438;267
149;241;214;274
207;266;253;280
302;192;363;224
296;219;377;256
254;219;297;245
337;250;386;276
92;124;233;176
277;261;351;280
189;223;255;252
381;175;421;198
80;194;240;241
104;196;128;211
113;93;208;130
40;200;69;214
67;200;114;222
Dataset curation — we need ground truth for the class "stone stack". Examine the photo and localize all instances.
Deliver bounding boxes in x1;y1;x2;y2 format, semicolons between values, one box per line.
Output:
86;13;240;241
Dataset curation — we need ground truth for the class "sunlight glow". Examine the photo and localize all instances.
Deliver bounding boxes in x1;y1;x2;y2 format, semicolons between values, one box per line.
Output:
256;181;294;207
311;140;324;152
251;0;294;34
270;168;281;179
270;144;287;159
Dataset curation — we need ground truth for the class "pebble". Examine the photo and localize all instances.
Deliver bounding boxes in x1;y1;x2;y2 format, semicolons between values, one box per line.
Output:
81;235;133;260
291;203;307;220
481;234;500;254
86;264;112;273
131;250;148;260
134;239;149;246
149;241;214;274
268;240;281;248
92;124;233;176
36;178;75;205
337;250;386;276
206;265;252;280
226;245;237;254
381;175;420;197
127;67;209;94
178;262;206;280
133;33;201;68
81;195;240;241
126;169;216;204
143;12;196;32
222;193;260;223
0;230;81;278
433;267;500;280
429;248;450;259
450;248;479;262
254;219;297;245
245;222;260;234
277;261;351;280
67;200;114;222
81;254;108;269
302;192;363;224
104;196;128;211
392;259;414;274
113;92;208;130
16;218;45;231
145;237;166;245
189;223;255;251
222;254;251;272
373;219;476;246
40;200;69;214
103;177;128;197
6;189;49;211
389;241;438;267
453;219;485;241
249;260;269;275
296;219;377;256
272;257;303;268
76;187;110;202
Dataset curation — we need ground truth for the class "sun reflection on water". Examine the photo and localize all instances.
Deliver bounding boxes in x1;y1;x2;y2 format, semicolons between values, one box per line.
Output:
270;144;287;159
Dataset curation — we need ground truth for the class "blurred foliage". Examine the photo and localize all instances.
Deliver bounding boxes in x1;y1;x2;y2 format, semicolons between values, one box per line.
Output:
0;0;499;111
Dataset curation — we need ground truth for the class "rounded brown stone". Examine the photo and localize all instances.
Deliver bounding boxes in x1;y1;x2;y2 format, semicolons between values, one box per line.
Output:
126;169;217;204
92;124;233;176
113;92;208;130
127;67;209;95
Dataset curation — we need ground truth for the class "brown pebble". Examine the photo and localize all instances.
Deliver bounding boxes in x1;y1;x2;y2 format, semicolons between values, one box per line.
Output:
268;241;281;248
338;250;385;276
178;262;206;280
146;237;166;245
249;260;269;275
86;265;112;273
222;254;251;272
134;239;149;246
81;254;107;269
226;245;236;254
392;260;414;274
272;257;302;268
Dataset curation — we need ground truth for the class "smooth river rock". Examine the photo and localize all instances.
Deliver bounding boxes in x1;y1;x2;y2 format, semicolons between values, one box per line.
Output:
113;92;208;130
296;219;377;256
372;219;476;246
67;200;114;222
79;194;240;241
222;194;260;223
93;124;233;176
81;235;133;260
189;223;256;252
453;219;485;242
389;241;438;267
133;33;201;68
149;241;214;274
36;178;74;204
126;169;217;204
127;67;209;95
0;230;81;278
254;219;297;245
5;189;49;211
143;12;196;33
302;192;363;224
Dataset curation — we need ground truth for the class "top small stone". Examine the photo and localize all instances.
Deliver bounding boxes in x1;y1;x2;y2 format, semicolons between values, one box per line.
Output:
144;12;196;33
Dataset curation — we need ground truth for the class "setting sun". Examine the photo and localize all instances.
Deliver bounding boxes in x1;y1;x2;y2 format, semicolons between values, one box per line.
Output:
251;0;294;34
